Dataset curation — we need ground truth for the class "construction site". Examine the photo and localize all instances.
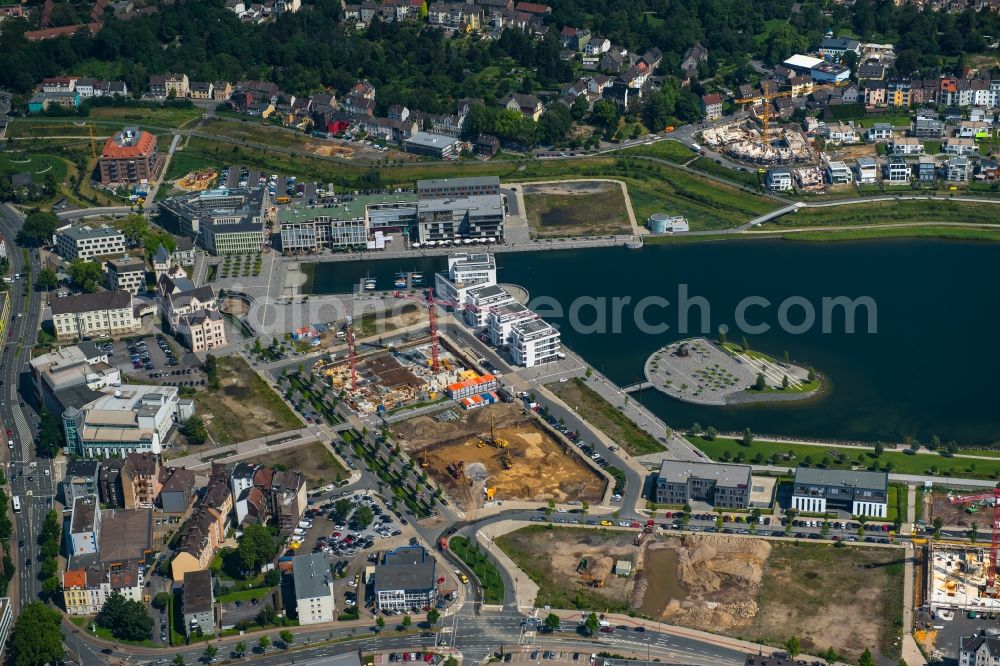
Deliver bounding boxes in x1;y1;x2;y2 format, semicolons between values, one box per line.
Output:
175;169;219;191
392;402;607;510
927;489;1000;612
701;119;814;164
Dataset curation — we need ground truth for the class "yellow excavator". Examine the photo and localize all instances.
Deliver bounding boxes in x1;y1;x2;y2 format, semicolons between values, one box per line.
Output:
478;416;509;449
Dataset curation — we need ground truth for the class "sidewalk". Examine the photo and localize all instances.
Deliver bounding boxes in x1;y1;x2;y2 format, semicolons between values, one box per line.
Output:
475;519;540;610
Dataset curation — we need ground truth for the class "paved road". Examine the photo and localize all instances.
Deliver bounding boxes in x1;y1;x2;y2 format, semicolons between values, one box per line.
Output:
0;203;55;614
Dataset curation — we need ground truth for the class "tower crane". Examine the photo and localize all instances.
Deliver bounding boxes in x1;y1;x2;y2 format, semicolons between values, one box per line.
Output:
949;488;1000;591
734;82;846;139
343;316;358;391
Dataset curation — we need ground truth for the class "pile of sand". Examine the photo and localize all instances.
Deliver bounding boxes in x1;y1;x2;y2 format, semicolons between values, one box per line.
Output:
675;535;770;594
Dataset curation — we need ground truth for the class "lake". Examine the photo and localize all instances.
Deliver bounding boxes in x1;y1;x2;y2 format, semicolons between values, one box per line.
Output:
307;240;1000;445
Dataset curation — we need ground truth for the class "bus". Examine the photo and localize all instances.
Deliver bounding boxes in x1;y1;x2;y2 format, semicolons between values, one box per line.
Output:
11;496;20;513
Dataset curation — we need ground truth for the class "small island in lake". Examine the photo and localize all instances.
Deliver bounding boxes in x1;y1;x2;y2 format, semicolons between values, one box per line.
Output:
643;337;821;406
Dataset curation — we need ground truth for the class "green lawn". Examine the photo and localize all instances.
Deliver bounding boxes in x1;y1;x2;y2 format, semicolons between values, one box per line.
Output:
687;157;762;189
449;536;504;604
88;104;202;128
546;377;664;456
217;587;274;604
621;140;695;163
689;435;1000;481
768;200;1000;229
0;152;70;182
523;183;631;237
199;119;316;150
781;225;1000;242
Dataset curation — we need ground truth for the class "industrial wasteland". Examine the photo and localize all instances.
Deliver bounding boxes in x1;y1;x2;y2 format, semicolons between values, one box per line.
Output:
4;1;1000;666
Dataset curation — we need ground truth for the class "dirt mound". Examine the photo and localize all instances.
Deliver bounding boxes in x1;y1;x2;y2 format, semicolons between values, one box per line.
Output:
589;556;613;581
676;535;770;594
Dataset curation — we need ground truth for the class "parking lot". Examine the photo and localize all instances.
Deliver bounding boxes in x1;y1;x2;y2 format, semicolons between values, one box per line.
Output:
220;166;320;203
105;335;207;386
288;490;461;617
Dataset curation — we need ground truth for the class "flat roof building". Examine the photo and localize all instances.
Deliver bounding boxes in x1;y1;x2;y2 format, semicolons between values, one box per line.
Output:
416;176;501;198
509;318;561;367
107;256;147;295
374;546;437;612
654;459;752;509
293;552;335;625
416;194;504;244
404;131;462;158
70;495;101;556
791;467;888;518
278;195;417;253
56;225;127;261
158;187;265;255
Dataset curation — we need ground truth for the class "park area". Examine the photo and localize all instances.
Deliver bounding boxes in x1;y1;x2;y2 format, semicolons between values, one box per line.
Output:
192;356;302;444
689;435;1000;481
252;441;348;489
497;526;901;663
522;180;632;238
546;378;664;456
392;403;606;510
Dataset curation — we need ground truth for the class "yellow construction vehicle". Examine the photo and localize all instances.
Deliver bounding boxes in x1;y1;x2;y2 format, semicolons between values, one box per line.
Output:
419;449;429;468
499;450;514;470
478;416;509;449
485;487;496;501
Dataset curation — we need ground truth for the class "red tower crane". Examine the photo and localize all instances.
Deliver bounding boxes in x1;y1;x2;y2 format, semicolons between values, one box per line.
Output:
344;316;358;391
949;488;1000;590
426;289;440;373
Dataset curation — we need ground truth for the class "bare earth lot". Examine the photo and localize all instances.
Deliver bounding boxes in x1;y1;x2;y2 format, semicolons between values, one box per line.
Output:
253;441;348;488
497;527;902;663
523;181;631;238
393;403;606;509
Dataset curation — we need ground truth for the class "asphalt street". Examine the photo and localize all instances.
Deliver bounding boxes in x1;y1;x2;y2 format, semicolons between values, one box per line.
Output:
0;202;53;613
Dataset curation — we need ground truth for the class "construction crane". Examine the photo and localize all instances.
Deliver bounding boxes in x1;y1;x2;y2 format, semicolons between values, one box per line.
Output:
343;317;358;391
949;488;1000;591
734;82;845;140
426;288;440;373
479;415;509;449
87;122;97;160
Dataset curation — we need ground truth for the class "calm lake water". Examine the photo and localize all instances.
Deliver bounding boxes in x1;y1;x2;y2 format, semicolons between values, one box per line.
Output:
308;240;1000;445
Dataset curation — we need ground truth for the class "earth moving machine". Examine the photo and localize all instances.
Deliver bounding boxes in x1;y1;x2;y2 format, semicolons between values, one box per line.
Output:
447;461;465;479
419;449;429;468
478;416;509;449
499;449;514;470
950;488;1000;593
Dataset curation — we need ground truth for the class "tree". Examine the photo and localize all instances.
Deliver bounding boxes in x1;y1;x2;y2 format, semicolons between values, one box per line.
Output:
691;422;702;436
233;641;247;658
785;635;800;657
37;409;64;457
11;603;64;666
152;592;171;609
970;523;979;542
180;416;208;444
807;367;816;382
742;428;754;446
15;210;58;247
203;645;218;662
581;500;589;515
538;102;572;145
279;630;294;647
426;608;440;625
705;426;718;441
97;592;156;641
781;374;789;389
258;636;271;652
354;505;375;529
754;373;767;391
120;213;149;246
858;648;874;666
544;613;561;632
237;524;276;573
932;516;944;537
143;229;176;257
401;614;412;629
334;498;353;521
68;259;104;293
36;268;58;291
874;441;884;458
584;612;599;636
570;95;589;121
590;99;619;129
376;616;385;631
174;655;186;666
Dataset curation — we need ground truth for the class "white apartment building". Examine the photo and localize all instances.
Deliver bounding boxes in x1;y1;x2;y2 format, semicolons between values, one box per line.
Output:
510;319;561;368
51;291;140;341
463;284;516;328
884;158;911;183
293;552;335;625
107;256;147;295
826;161;854;184
434;252;498;305
890;137;924;156
855;158;877;184
56;226;127;261
486;301;538;347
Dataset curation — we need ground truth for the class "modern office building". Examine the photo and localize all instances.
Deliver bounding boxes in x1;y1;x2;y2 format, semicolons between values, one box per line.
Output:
416;176;501;199
373;546;437;612
107;256;147;295
158;188;265;255
50;291;140;341
416;194;504;243
790;467;888;518
654;459;752;509
293;552;335;625
30;344;120;415
277;195;417;253
56;225;127;261
509;319;561;367
404;131;462;158
98;127;159;185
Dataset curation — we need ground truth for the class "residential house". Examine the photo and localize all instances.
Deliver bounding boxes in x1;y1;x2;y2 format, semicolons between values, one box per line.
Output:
946;155;970;182
584;37;611;56
680;43;708;79
916;156;938;183
863;81;887;107
212;81;233;102
912;115;944;138
959;633;1000;666
823;122;859;144
856;62;886;81
958;120;991;139
789;75;813;97
840;84;861;104
977;157;1000;181
120;452;161;509
884;157;910;183
62;561;142;615
513;1;550;15
499;93;543;121
765;168;793;192
183;570;215;637
701;93;723;121
891;137;924;156
190;82;214;100
63;460;101;507
70;495;101;556
887;79;911;108
170;477;230;581
826;161;853;184
855;157;878;184
599;48;627;74
475;134;500;158
159;467;196;513
559;27;590;51
865;123;893;143
944;137;977;156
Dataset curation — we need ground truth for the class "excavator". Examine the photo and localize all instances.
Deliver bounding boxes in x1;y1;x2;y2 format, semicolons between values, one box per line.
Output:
478;416;509;449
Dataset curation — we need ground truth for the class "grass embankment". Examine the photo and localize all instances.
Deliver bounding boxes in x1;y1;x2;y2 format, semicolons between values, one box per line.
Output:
687;157;763;189
621;140;695;163
547;377;664;456
523;183;631;237
448;536;504;604
750;541;903;663
689;435;1000;481
766;199;1000;229
193;355;301;444
253;441;347;488
719;342;819;394
781;225;1000;242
